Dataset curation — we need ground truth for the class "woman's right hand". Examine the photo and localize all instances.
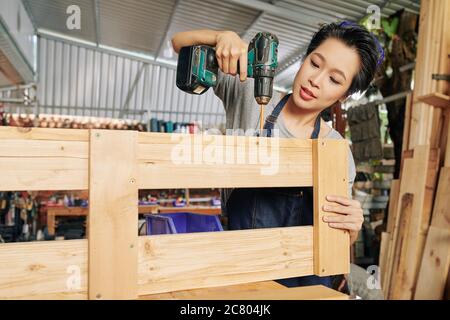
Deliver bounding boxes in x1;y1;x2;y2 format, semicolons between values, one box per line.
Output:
215;31;248;81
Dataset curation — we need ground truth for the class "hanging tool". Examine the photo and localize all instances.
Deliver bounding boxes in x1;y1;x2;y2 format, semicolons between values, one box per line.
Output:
176;32;279;131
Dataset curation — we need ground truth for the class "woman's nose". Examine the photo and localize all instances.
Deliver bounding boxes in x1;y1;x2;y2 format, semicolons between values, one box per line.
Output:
309;78;319;89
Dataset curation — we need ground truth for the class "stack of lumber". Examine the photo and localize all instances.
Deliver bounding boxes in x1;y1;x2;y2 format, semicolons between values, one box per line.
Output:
379;0;450;300
2;113;147;131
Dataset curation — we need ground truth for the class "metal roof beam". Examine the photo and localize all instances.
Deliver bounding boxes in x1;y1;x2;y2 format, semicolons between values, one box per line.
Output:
92;0;101;46
156;0;181;59
119;63;147;118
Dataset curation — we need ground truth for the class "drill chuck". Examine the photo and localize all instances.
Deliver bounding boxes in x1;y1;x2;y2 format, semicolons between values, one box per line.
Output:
254;77;273;105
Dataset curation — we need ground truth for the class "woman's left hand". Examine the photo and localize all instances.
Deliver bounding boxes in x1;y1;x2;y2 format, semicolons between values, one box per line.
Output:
322;195;364;244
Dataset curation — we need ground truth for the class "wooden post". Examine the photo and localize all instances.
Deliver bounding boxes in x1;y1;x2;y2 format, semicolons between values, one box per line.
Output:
312;139;350;276
88;130;138;300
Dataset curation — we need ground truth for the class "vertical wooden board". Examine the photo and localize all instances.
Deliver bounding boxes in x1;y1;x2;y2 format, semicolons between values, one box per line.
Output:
402;94;412;153
430;108;443;149
390;146;440;299
389;193;414;299
414;226;450;300
445;110;450;167
88;130;138;300
431;167;450;229
386;179;400;234
409;0;445;148
379;232;390;288
312;139;350;276
437;0;450;95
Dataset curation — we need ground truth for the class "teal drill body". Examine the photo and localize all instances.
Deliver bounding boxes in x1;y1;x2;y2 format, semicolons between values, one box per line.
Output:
176;32;279;104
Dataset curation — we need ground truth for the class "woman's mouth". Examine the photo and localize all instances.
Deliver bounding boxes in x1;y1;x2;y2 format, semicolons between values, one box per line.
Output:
299;86;317;101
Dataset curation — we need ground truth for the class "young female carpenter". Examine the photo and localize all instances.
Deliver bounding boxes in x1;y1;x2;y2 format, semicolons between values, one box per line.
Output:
172;22;383;288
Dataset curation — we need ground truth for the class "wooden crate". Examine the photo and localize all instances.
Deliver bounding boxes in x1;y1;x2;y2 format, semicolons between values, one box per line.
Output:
0;127;350;299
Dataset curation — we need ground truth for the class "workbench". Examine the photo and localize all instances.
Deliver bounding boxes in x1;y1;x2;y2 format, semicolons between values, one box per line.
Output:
0;127;350;300
46;205;221;236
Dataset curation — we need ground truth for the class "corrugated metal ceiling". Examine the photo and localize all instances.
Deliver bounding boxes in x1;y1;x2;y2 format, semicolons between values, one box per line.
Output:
23;0;421;91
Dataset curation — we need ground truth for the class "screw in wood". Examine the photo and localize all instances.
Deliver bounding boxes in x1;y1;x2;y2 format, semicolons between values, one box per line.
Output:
96;293;101;299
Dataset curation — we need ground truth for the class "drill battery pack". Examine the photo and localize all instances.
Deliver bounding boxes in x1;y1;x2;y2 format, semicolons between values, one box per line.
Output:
176;45;218;95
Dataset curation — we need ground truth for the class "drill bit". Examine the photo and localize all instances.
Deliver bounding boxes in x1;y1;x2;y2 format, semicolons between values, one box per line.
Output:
259;104;264;132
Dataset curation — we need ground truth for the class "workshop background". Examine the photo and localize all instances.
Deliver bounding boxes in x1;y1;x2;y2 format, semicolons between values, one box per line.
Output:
0;0;449;300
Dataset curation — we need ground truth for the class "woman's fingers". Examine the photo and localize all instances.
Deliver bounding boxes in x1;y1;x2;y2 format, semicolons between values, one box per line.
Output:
215;47;223;71
229;56;238;76
222;49;230;74
323;214;359;224
328;222;359;231
322;204;354;215
239;49;248;81
326;195;360;208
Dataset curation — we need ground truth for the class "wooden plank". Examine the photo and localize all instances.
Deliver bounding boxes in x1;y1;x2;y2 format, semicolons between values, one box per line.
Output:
312;139;349;276
158;206;221;215
0;158;87;190
418;93;450;108
408;0;430;148
389;193;414;299
446;110;450;166
390;146;440;299
88;130;138;300
138;226;313;295
430;107;443;153
439;109;450;166
437;0;450;95
140;285;348;300
409;0;444;148
386;155;415;298
414;226;450;299
0;126;88;141
138;132;313;189
0;139;88;157
0;240;87;300
379;232;389;289
0;135;89;191
386;179;400;234
430;167;450;229
402;94;412;152
139;281;285;299
0;226;315;300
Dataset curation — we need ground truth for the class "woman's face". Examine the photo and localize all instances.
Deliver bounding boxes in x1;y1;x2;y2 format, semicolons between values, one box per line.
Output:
291;37;361;112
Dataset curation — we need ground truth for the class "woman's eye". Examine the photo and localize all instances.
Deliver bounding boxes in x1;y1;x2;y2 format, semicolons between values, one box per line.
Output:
311;60;319;68
330;77;340;85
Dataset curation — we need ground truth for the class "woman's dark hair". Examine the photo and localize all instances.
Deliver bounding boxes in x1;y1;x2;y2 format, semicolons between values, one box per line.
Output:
306;21;383;96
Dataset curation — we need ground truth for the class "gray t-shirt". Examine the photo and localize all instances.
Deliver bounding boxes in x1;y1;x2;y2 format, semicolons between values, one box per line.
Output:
213;71;356;212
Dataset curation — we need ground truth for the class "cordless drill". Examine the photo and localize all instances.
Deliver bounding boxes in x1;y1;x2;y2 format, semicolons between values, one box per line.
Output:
176;32;279;130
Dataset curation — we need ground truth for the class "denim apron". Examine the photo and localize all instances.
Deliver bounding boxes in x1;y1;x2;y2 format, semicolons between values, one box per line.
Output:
226;93;333;288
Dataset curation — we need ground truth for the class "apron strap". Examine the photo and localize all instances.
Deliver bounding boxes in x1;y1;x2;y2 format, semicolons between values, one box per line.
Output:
261;93;322;139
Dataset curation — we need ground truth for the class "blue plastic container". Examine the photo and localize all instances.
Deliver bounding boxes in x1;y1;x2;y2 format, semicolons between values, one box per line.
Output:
145;212;223;235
